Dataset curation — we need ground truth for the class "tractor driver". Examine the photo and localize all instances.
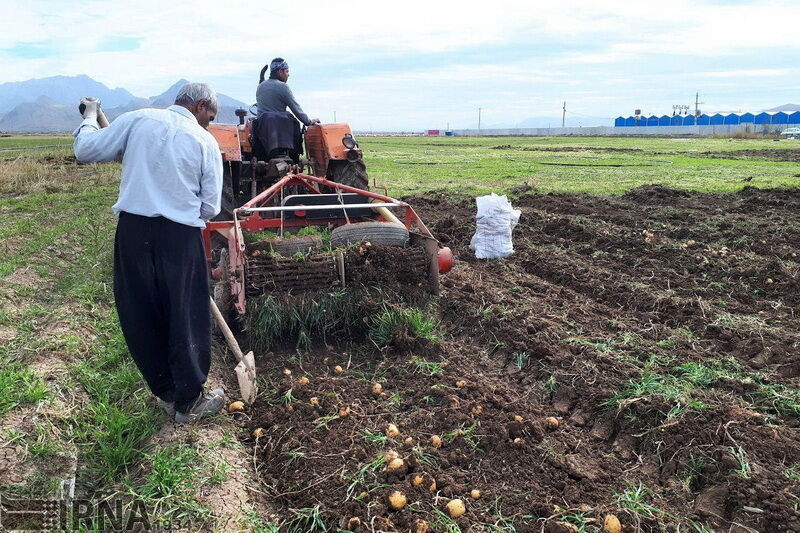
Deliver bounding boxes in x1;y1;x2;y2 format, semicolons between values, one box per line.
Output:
256;58;320;126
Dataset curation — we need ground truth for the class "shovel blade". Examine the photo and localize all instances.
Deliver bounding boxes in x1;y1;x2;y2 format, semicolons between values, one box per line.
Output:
235;351;257;405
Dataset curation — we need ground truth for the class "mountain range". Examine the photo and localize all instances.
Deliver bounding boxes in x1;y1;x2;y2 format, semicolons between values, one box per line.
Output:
0;75;249;133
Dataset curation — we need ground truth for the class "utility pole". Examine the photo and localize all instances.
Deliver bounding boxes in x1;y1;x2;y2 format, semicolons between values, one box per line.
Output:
562;101;566;128
694;92;704;117
478;108;482;131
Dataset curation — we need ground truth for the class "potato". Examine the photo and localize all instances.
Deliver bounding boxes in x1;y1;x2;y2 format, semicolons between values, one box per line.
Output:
411;473;425;486
388;490;407;510
404;437;414;445
413;520;429;533
227;401;245;413
431;435;443;448
252;427;265;438
471;405;484;415
386;458;405;472
603;514;622;533
385;449;400;462
446;498;465;518
428;479;437;492
513;437;525;445
456;380;467;388
339;406;351;418
297;376;309;385
544;416;560;430
283;368;292;376
513;415;524;422
372;383;383;395
334;365;344;374
386;423;401;438
347;517;361;529
766;278;774;284
470;489;481;499
310;397;319;406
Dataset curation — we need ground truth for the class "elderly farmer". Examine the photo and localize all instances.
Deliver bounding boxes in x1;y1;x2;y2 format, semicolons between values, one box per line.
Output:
73;83;226;424
256;57;320;126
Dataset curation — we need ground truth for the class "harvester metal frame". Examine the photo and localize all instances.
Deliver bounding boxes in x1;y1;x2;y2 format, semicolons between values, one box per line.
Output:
203;172;451;315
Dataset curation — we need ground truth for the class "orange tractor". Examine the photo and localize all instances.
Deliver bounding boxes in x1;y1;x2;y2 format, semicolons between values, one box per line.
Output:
204;114;453;316
209;112;369;218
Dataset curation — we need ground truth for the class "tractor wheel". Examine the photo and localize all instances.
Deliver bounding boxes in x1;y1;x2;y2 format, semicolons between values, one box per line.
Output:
214;180;236;222
211;249;233;334
330;222;409;248
328;160;369;191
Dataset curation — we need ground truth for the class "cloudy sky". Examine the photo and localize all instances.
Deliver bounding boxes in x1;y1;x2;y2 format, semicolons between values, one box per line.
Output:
1;0;798;130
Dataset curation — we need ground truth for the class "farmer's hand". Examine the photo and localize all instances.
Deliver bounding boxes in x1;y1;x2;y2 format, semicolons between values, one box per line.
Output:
311;118;321;125
79;97;100;121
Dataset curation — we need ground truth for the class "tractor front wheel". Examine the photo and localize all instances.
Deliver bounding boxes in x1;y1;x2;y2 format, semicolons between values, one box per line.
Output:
328;160;369;191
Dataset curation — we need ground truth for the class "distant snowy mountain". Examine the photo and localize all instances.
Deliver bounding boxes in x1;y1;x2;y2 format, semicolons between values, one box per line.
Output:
0;75;249;133
0;75;136;114
764;104;800;113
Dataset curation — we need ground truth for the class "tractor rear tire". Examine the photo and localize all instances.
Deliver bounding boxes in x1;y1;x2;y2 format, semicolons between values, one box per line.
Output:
212;249;233;334
330;222;409;248
328;160;369;191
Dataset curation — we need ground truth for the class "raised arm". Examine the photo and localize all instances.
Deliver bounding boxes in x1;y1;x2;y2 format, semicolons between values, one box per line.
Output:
73;111;132;163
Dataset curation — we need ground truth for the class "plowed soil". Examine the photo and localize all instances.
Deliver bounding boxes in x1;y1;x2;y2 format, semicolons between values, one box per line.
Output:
244;185;800;532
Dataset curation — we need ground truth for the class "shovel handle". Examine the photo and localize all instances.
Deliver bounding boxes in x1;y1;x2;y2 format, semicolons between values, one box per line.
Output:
209;296;245;363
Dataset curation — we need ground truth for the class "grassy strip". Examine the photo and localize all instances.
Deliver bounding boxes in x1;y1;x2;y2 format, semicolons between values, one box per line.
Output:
246;289;438;351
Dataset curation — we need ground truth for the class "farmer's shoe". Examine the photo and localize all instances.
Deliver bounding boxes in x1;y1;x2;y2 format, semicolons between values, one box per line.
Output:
175;389;226;424
155;397;176;417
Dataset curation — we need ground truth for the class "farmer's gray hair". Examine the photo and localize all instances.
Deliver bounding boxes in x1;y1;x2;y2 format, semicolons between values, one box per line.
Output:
174;82;218;112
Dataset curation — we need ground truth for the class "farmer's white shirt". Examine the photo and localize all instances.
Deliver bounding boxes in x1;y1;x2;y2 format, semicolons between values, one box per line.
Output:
73;105;223;228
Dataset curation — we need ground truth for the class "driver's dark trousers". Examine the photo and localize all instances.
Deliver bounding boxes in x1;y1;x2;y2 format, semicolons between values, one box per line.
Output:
113;212;210;413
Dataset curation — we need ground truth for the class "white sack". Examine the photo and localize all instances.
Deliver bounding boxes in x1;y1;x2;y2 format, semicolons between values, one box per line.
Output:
469;193;521;259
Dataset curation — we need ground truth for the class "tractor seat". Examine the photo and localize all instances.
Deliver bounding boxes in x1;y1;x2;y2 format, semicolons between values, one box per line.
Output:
250;112;303;163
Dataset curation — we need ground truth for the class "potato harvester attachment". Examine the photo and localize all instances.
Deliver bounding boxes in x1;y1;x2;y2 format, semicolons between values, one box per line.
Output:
202;173;453;317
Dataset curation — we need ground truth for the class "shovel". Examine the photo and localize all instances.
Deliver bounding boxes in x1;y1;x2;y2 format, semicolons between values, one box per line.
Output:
209;296;258;405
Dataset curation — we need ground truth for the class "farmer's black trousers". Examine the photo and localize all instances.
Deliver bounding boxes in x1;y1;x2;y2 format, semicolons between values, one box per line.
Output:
113;212;210;413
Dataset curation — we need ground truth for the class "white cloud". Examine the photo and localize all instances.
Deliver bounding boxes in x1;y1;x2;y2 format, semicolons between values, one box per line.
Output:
2;0;800;128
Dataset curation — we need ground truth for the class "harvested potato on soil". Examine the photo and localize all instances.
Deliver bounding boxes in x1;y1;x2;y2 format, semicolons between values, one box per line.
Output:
471;404;484;415
404;437;414;445
372;383;383;395
513;415;524;422
386;423;401;438
413;520;429;533
385;449;400;462
227;401;245;412
339;406;351;417
297;376;309;385
603;514;622;533
347;517;361;529
388;490;407;510
283;368;292;376
456;379;467;388
386;458;405;472
446;498;466;518
334;365;344;374
431;435;443;448
309;397;319;406
251;427;265;438
428;479;437;492
470;489;481;499
411;473;425;486
544;416;560;430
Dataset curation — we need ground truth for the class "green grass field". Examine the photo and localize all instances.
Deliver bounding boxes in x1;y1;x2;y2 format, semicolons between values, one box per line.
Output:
0;134;798;530
362;135;800;196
